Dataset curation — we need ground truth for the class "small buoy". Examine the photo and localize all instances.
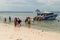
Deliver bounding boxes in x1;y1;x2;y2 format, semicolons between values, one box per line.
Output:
58;20;60;22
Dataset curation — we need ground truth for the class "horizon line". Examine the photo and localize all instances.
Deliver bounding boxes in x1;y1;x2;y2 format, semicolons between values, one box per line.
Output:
0;11;60;13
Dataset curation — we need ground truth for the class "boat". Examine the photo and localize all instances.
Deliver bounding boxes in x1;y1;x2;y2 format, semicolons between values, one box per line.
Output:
33;9;58;21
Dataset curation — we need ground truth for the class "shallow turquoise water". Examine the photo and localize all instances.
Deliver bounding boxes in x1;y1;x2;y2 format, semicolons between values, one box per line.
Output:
0;13;60;32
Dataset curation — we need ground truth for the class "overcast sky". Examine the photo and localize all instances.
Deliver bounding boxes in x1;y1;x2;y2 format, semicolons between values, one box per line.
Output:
0;0;60;11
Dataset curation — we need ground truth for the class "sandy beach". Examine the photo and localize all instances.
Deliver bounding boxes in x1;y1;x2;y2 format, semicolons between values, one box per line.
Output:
0;23;60;40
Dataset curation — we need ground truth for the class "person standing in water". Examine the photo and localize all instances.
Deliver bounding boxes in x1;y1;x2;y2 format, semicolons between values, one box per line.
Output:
27;17;31;28
14;17;17;27
40;15;44;21
17;18;22;26
9;16;11;22
4;17;7;23
25;17;31;28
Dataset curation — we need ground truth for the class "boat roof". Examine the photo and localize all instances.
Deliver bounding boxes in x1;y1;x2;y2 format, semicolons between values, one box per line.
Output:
42;11;53;14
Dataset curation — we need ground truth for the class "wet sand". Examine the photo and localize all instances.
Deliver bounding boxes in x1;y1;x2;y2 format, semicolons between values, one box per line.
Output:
0;23;60;40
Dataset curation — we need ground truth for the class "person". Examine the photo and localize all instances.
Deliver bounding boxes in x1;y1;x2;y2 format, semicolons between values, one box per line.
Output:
25;17;31;28
27;18;31;24
9;16;11;22
33;17;36;21
17;18;22;26
14;17;17;27
4;17;7;23
33;16;38;21
40;15;44;21
27;17;31;28
25;17;29;23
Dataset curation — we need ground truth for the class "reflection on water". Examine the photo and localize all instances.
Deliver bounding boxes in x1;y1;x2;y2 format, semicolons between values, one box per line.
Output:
31;20;60;32
27;24;31;28
25;23;31;28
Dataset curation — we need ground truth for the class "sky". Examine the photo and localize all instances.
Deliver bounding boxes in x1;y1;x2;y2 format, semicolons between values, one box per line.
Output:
0;0;60;11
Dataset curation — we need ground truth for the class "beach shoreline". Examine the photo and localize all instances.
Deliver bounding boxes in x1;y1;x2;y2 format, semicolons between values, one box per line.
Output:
0;23;60;40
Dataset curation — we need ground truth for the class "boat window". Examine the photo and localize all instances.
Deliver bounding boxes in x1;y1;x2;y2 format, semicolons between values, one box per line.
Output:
46;13;53;16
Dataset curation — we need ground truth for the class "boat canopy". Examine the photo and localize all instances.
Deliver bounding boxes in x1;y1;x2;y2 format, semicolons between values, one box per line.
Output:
42;11;53;14
35;9;40;12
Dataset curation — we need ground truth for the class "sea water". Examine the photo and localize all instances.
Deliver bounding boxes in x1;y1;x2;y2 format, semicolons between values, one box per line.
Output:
0;12;60;32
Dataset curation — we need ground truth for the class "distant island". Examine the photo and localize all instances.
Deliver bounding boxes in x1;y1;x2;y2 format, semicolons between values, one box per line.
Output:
0;11;33;13
0;11;60;13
